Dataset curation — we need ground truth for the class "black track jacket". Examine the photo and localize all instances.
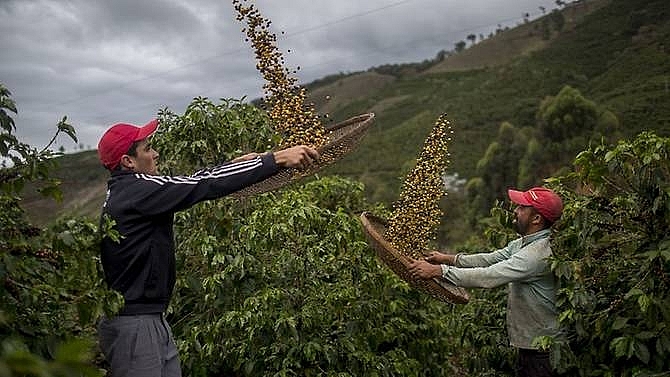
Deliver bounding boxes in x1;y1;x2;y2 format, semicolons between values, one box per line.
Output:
100;154;278;315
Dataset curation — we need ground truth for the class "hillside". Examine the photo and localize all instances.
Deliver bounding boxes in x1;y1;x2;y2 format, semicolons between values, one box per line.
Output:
425;0;610;73
318;0;670;203
20;150;107;226
19;0;670;224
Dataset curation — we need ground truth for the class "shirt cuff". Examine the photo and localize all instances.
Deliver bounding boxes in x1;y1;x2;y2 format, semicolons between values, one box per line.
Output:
261;152;279;172
440;264;450;279
454;253;463;267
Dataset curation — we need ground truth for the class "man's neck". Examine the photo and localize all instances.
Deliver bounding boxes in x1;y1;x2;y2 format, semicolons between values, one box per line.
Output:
520;228;551;246
522;224;547;237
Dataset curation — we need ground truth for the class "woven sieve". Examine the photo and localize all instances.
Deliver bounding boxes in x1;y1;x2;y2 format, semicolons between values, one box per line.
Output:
359;211;470;304
230;112;375;198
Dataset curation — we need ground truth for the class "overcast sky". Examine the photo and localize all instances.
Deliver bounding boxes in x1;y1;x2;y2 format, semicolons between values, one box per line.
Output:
1;0;558;153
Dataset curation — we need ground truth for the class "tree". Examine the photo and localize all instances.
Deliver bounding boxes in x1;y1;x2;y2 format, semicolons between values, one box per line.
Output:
467;122;528;219
537;85;598;143
464;176;489;226
541;18;552;40
466;34;477;45
550;9;566;32
517;137;543;189
536;85;620;169
454;40;467;52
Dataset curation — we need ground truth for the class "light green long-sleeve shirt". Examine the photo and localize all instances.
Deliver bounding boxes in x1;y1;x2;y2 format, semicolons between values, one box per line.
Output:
441;229;558;349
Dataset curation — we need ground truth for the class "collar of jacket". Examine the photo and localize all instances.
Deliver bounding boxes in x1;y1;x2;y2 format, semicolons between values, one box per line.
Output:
110;169;137;178
520;228;551;248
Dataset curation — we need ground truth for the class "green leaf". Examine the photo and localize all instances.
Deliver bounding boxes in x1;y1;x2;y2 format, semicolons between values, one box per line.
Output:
624;288;644;299
656;335;670;354
2;348;49;377
634;331;655;341
57;117;78;143
54;339;94;363
637;294;651;313
611;336;628;359
634;341;650;364
612;317;628;330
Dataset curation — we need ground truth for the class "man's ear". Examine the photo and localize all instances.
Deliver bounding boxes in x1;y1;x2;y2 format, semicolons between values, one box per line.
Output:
119;154;135;170
531;212;543;225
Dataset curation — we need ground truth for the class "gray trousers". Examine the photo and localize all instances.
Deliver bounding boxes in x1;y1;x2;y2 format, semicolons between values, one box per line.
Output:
98;314;181;377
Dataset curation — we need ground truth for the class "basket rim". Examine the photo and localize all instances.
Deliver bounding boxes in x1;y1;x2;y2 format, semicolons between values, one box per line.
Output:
359;211;470;304
325;112;375;132
230;112;375;198
318;112;375;152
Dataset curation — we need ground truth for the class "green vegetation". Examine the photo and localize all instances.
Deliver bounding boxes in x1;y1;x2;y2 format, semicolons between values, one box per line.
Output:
3;94;670;377
1;84;121;376
320;0;669;205
148;101;472;376
2;0;670;375
547;132;670;375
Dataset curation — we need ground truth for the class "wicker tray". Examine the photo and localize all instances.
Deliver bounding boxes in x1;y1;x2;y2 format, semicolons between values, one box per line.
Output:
231;112;375;198
359;212;470;304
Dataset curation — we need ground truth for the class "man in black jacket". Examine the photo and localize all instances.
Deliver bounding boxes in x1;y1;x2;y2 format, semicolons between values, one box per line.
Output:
96;119;318;377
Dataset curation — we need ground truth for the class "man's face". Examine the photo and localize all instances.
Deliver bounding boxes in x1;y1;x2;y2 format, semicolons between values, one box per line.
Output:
126;139;159;175
513;205;538;236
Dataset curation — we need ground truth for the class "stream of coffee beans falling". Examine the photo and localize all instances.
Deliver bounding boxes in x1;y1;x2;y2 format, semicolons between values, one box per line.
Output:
386;115;454;258
233;0;328;151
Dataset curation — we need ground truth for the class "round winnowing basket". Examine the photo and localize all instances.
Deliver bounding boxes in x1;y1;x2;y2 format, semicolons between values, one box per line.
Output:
360;212;470;304
231;112;375;198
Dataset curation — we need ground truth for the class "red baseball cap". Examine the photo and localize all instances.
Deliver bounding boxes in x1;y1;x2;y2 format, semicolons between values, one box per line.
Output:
508;187;563;223
97;119;159;170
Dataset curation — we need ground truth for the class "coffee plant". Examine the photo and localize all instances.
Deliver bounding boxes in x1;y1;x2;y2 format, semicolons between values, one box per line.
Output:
544;131;670;376
1;83;121;376
152;96;468;376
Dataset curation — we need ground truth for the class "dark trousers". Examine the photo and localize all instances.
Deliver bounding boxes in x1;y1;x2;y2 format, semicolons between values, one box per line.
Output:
98;314;181;377
516;348;554;377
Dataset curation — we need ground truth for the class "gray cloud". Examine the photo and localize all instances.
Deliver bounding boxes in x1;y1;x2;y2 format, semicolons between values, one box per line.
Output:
1;0;557;152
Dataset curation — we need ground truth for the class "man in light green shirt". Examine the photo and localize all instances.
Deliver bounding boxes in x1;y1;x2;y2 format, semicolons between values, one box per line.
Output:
409;187;563;377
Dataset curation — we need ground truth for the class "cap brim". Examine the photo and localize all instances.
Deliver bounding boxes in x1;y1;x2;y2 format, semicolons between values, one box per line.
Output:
508;189;532;206
135;119;159;141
